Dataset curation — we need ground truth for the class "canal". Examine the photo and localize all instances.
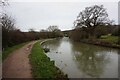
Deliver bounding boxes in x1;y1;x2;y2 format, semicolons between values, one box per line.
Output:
41;37;119;78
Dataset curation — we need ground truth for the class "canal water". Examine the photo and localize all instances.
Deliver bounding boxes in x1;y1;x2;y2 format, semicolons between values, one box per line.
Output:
41;37;119;78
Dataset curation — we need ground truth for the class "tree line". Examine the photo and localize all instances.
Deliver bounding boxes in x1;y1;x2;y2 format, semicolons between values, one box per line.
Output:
1;0;63;49
2;14;63;49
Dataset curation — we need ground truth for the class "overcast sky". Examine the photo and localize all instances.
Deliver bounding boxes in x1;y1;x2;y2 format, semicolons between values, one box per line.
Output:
4;0;119;31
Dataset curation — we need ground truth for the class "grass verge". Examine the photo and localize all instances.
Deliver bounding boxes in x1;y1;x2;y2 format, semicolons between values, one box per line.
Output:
2;42;29;61
99;34;119;44
29;40;68;79
81;35;120;49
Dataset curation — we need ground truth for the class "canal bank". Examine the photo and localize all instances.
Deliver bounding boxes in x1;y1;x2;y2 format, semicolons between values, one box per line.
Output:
79;39;120;49
29;40;68;79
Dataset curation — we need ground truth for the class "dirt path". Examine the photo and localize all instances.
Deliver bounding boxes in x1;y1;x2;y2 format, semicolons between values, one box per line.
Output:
3;41;37;78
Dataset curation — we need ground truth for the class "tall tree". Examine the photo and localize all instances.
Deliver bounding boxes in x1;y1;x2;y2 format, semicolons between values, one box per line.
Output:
2;14;16;48
47;25;62;38
0;0;17;48
47;25;60;32
28;28;35;33
74;5;112;39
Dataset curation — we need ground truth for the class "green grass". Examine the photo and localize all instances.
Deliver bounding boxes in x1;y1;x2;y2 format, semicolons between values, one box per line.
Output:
29;40;67;79
99;34;119;44
2;42;29;61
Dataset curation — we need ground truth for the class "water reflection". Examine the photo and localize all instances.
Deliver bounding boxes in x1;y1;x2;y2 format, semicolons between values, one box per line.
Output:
42;37;118;78
41;38;62;52
71;42;113;77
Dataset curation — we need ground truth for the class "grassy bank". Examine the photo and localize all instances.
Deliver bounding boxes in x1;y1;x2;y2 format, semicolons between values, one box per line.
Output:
99;34;119;44
81;35;120;49
29;40;68;79
2;42;29;61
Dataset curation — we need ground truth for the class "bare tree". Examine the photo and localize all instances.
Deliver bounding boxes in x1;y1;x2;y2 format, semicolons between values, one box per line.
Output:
0;0;11;32
28;28;35;33
2;14;16;32
0;0;9;6
47;25;60;32
40;29;47;32
0;0;9;28
74;5;112;39
2;13;16;48
46;25;63;38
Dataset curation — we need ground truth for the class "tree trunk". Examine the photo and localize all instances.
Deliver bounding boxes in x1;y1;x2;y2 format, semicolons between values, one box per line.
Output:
88;28;96;40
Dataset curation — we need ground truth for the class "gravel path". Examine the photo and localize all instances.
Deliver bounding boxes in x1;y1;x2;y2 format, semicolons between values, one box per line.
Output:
3;41;36;78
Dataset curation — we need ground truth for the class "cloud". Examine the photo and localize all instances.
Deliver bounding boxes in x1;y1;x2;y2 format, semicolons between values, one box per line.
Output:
6;2;118;31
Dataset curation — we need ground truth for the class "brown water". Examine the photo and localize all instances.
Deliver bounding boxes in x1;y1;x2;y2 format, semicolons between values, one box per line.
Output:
41;37;119;78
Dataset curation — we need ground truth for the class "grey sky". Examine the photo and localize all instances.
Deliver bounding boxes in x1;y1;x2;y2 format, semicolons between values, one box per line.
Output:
5;1;118;31
118;1;120;25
